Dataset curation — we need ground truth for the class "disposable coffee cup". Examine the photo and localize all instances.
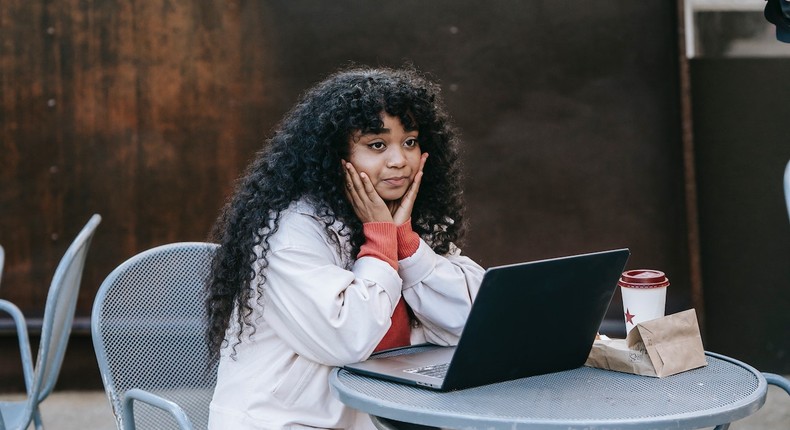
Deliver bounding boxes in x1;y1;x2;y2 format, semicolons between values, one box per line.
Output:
619;269;669;334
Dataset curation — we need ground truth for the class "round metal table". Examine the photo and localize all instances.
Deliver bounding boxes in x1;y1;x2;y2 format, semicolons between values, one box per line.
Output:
329;352;767;429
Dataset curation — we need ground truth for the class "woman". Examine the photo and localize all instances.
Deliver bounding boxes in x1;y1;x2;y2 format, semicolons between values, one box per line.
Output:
206;66;484;429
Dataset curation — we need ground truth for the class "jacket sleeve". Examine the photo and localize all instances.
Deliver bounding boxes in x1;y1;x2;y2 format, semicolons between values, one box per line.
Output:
399;240;484;346
259;214;402;367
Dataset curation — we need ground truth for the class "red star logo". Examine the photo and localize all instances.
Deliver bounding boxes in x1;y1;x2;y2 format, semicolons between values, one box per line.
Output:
624;308;636;325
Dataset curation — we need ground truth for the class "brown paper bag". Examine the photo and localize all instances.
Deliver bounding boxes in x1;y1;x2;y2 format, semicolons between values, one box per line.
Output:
585;309;707;377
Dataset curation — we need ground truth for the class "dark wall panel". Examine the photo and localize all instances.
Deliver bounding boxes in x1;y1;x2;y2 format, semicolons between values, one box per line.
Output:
691;59;790;373
225;0;691;323
1;1;688;389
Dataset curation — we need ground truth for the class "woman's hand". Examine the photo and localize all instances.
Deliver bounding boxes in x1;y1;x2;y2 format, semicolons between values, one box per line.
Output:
343;160;393;223
389;152;428;225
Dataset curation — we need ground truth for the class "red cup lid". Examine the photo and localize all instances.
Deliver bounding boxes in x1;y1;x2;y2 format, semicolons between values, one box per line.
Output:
618;269;669;289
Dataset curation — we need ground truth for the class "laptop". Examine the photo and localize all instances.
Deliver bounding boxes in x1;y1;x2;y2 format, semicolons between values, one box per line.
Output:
343;248;630;391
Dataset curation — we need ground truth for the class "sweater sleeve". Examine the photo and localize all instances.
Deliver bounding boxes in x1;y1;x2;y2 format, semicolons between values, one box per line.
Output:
357;222;398;270
396;219;420;260
400;241;485;346
258;211;403;366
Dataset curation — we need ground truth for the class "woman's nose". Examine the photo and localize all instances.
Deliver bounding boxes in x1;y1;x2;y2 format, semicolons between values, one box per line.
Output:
386;147;407;167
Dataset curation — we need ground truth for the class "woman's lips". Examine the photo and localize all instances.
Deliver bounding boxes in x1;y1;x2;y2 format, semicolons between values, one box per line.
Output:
382;176;409;187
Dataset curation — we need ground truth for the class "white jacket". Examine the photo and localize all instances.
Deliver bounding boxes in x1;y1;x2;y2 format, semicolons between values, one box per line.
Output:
208;200;484;429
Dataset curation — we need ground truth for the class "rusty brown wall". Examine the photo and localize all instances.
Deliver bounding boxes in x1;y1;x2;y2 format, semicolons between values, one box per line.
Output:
1;0;285;389
1;1;689;390
1;1;280;317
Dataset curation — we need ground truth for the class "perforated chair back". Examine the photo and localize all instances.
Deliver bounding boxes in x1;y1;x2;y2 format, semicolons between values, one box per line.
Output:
92;242;219;430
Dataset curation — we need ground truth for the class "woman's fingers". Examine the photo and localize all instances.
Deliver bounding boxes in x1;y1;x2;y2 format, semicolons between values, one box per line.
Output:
343;162;363;205
342;160;392;223
410;153;429;197
419;152;429;172
391;172;421;225
359;172;379;199
344;161;365;195
392;153;428;225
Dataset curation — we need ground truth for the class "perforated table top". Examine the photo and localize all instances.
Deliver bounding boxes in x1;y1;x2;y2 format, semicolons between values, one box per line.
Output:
330;352;767;429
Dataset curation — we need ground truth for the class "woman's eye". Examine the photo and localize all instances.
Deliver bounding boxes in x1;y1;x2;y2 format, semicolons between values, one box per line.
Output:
368;141;385;150
404;138;419;148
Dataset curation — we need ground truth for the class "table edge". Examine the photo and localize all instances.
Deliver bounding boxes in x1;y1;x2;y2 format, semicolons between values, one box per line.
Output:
329;352;769;429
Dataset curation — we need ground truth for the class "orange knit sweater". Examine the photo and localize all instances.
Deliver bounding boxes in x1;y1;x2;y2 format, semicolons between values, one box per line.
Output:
358;221;420;352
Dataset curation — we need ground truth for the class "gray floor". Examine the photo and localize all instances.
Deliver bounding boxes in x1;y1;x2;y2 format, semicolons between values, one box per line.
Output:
1;391;115;430
1;382;789;429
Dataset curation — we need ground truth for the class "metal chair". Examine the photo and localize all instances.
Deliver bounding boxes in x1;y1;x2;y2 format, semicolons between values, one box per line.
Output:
0;245;5;283
92;242;219;430
371;416;437;430
0;244;5;287
0;214;102;430
784;160;790;222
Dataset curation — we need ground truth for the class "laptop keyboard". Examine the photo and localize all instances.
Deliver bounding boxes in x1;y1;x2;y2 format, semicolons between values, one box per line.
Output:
404;362;449;379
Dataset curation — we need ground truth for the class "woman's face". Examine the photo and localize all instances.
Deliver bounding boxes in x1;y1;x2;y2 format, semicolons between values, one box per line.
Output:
347;113;422;203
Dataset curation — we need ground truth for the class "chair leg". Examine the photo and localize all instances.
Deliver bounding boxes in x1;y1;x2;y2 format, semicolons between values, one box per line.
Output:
369;415;440;430
370;416;399;430
33;407;44;430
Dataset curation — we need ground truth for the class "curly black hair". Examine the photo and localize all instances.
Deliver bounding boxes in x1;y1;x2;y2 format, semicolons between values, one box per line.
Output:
206;66;467;360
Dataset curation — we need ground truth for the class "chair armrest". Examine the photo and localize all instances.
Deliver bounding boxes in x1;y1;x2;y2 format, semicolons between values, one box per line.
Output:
0;300;35;391
764;373;790;396
122;388;194;430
